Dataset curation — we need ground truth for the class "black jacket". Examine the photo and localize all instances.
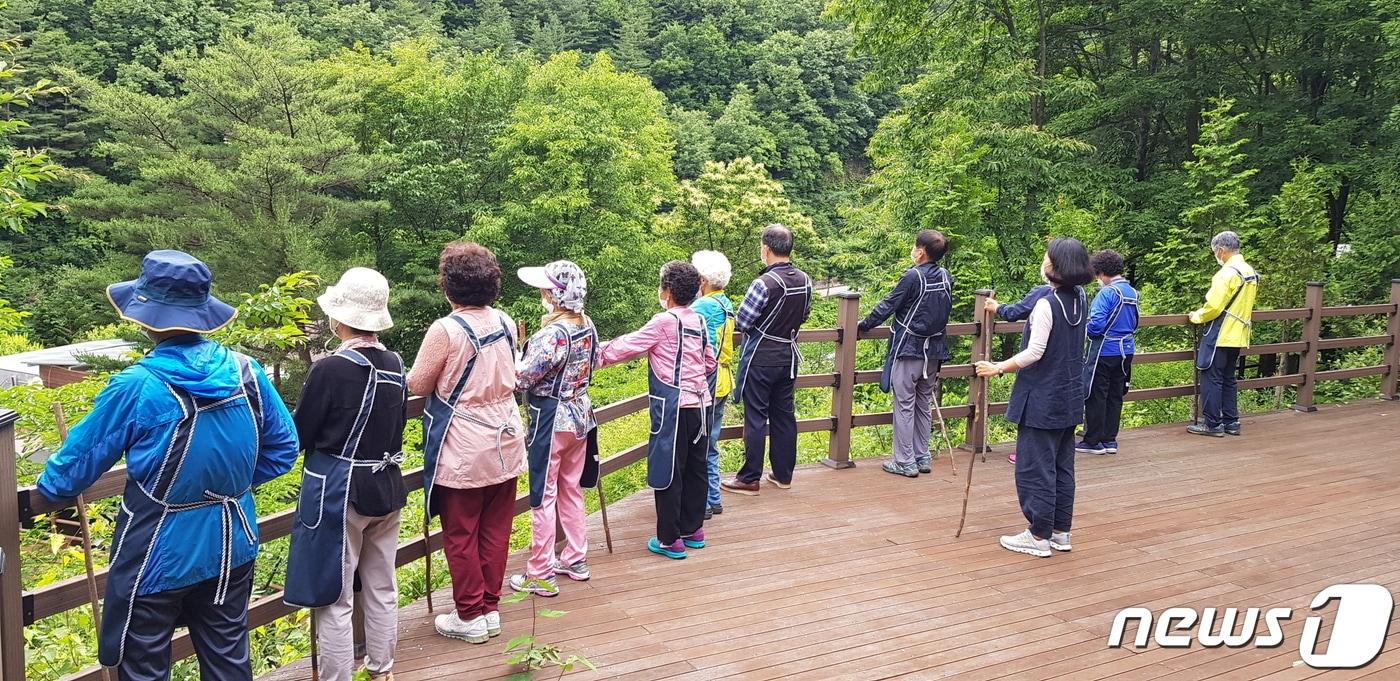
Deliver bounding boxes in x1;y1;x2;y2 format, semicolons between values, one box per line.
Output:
859;263;954;362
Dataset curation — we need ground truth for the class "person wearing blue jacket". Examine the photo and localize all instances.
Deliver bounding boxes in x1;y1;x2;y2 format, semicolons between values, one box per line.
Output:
1078;250;1139;455
36;250;299;681
857;230;953;478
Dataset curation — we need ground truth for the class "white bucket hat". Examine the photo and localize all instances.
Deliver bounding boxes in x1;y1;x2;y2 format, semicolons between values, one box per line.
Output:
317;267;393;332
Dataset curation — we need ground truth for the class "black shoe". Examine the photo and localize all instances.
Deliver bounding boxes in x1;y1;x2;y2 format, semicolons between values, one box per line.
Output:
1186;423;1224;437
709;503;723;516
1224;423;1241;436
916;457;932;474
704;507;713;520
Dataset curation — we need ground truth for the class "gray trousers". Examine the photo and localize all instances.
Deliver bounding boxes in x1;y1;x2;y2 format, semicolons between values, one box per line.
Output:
315;507;402;681
892;358;941;465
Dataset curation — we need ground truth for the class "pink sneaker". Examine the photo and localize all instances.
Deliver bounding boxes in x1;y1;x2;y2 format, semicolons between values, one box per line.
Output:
1007;453;1017;464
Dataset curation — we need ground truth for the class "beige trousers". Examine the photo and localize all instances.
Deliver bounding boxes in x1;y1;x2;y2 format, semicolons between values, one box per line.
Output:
315;507;402;681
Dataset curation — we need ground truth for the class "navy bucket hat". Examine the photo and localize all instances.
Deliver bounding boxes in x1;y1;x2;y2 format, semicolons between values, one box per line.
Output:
107;250;238;333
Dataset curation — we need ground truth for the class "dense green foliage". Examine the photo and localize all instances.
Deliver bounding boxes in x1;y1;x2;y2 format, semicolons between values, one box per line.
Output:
0;0;1397;678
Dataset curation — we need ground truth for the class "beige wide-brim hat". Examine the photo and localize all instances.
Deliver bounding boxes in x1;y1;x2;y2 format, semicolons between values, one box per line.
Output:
317;267;394;332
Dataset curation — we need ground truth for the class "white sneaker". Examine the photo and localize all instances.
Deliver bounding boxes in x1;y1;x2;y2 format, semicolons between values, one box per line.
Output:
434;612;489;643
999;529;1052;558
1049;531;1072;552
485;611;501;638
509;573;559;597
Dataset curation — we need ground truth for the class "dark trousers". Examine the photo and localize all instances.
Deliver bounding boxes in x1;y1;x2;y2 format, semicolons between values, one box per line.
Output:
738;365;797;484
654;408;709;545
1083;355;1132;444
438;478;516;620
1014;425;1076;539
1200;346;1241;429
116;559;254;681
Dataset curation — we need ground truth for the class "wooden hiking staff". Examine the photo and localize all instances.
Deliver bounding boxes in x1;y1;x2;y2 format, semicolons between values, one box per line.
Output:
931;380;957;476
52;403;114;681
596;479;614;554
956;289;994;538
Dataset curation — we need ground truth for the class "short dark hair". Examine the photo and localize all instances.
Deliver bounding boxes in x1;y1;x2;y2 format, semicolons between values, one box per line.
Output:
1045;237;1093;288
1090;249;1125;277
916;230;947;263
762;224;794;257
438;241;501;307
660;260;701;306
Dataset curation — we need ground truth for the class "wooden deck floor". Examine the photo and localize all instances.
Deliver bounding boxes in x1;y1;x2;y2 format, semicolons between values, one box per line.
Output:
264;400;1400;680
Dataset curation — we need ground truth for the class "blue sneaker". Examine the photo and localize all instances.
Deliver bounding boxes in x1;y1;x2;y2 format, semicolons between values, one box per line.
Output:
1075;440;1107;455
647;537;687;559
1102;441;1118;454
681;529;707;549
1186;423;1224;437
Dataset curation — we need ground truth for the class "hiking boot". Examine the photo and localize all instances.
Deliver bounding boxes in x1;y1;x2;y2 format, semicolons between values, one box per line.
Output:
882;461;919;478
762;472;792;489
721;478;760;496
648;537;687;559
1187;423;1224;437
1224;422;1241;436
915;455;932;474
1102;441;1118;454
681;529;707;549
1075;440;1106;455
709;503;723;516
1049;531;1073;552
485;611;501;638
508;574;558;597
435;612;489;643
704;506;713;520
999;529;1052;558
552;559;590;582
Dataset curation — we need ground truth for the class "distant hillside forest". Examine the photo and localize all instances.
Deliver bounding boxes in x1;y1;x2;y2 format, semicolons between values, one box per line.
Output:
1;0;1397;357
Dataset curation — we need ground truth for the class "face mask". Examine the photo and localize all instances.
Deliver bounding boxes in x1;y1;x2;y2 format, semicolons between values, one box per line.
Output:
658;296;668;310
541;297;555;314
1041;267;1052;285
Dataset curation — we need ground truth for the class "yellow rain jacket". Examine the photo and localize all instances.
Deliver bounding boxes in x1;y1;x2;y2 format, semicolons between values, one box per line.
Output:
1189;253;1258;348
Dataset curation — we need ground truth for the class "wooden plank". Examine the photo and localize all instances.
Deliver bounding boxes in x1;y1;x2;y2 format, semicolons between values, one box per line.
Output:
1315;365;1389;382
1316;335;1391;351
1320;303;1394;317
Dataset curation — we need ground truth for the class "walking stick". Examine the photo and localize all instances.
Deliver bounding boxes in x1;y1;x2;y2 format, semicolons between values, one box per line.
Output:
956;290;994;538
52;404;113;681
422;512;435;613
309;610;321;681
1191;325;1202;425
930;381;957;476
596;479;615;554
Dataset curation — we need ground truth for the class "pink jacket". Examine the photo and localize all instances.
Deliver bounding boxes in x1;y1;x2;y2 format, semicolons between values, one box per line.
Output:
407;307;525;490
598;306;716;408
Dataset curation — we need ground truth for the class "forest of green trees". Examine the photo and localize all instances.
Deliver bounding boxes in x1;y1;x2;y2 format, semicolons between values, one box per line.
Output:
0;0;1394;357
0;0;1397;678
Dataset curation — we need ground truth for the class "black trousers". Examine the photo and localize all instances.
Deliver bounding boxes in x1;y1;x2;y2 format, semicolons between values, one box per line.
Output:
1201;346;1241;429
1083;354;1132;444
738;364;798;484
1014;425;1076;539
654;408;709;545
116;559;255;681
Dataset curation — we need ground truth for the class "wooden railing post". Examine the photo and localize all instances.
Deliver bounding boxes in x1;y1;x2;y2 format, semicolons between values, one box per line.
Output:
1293;282;1325;412
823;292;859;469
1384;279;1400;401
963;290;993;456
0;409;25;681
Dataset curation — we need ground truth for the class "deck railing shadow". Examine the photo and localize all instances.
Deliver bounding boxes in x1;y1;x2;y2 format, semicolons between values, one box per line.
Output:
2;278;1397;680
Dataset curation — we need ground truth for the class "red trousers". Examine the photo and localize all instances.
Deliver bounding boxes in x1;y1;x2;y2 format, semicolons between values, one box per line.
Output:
437;478;517;620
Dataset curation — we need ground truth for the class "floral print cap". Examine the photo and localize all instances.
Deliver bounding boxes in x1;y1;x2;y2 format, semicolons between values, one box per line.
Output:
518;260;588;313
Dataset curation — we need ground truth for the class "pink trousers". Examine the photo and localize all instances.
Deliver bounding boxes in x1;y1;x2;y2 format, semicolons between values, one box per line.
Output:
526;431;589;578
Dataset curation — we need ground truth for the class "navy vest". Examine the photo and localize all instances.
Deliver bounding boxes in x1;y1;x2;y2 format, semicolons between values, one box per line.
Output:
1006;286;1088;430
749;263;812;367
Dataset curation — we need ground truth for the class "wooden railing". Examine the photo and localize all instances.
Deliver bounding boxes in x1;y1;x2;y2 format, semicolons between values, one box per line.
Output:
2;278;1398;680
